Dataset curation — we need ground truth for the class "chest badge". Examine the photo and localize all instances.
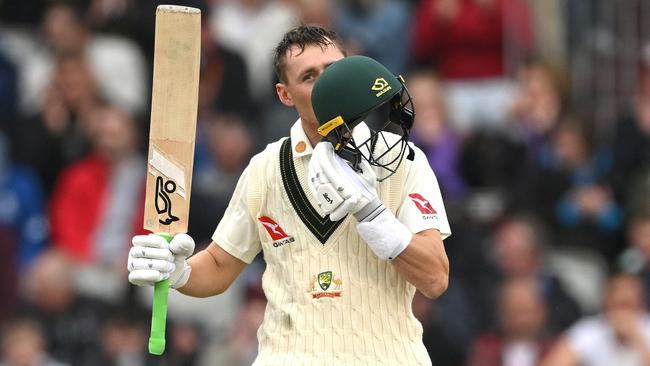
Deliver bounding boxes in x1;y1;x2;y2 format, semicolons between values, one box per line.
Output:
310;271;342;299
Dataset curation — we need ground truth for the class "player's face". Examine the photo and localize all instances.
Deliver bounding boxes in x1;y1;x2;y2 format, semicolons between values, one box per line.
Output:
276;43;345;130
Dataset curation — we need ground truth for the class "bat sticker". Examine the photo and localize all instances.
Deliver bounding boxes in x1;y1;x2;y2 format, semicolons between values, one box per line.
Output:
155;176;180;225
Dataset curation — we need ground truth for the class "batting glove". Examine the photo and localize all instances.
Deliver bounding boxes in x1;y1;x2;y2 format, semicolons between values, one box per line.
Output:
127;233;194;289
308;142;380;221
308;142;412;260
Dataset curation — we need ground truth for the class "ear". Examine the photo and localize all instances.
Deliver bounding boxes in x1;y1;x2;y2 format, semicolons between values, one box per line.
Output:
276;83;294;107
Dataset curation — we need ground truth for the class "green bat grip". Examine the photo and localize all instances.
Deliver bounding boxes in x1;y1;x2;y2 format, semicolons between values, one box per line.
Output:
149;232;173;355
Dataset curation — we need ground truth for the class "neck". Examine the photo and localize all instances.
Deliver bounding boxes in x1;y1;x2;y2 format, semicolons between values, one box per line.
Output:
301;118;322;148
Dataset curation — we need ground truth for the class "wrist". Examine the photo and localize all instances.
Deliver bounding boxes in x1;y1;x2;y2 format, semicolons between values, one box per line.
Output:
353;196;385;223
357;209;412;260
170;261;191;289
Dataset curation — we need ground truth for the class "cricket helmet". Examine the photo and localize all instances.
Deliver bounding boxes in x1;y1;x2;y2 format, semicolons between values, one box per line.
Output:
311;55;415;180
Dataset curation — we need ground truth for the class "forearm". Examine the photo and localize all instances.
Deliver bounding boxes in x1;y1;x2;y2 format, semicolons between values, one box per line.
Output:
177;243;246;298
392;230;449;299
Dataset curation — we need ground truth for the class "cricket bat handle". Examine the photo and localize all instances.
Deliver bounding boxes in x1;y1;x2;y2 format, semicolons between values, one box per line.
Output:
149;232;173;355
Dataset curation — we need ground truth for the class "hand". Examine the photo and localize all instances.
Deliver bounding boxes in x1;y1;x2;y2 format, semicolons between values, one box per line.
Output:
127;233;195;289
308;142;382;221
308;142;412;260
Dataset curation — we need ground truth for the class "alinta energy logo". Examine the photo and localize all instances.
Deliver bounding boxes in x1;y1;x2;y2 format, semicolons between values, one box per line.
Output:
371;77;392;97
408;193;438;220
309;271;343;299
258;216;295;247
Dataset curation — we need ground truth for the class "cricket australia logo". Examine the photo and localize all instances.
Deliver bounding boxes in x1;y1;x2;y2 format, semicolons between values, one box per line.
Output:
309;271;342;299
408;193;438;220
258;216;295;247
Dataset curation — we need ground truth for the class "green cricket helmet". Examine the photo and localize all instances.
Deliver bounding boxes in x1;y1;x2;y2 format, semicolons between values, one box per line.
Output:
311;55;415;180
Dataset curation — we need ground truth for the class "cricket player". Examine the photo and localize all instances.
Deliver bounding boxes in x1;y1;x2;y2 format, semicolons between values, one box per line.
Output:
128;25;451;365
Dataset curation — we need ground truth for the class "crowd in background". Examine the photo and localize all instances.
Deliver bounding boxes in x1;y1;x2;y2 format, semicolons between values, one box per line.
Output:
1;0;650;365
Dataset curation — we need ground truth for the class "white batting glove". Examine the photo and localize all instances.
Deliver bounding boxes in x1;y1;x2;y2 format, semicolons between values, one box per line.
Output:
127;233;195;289
308;142;382;221
308;142;412;260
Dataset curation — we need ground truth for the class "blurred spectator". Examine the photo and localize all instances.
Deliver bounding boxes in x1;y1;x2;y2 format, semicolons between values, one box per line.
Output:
481;214;581;334
413;288;472;366
190;113;254;247
49;106;146;301
459;130;524;222
198;13;254;118
517;118;623;259
0;130;48;324
0;317;67;366
293;0;332;27
408;70;466;202
16;1;146;116
97;309;155;366
209;0;298;103
541;274;650;366
85;0;139;36
18;250;105;365
411;0;534;131
508;59;571;159
610;66;650;216
0;131;48;270
13;54;101;192
333;0;411;73
467;277;553;366
618;210;650;303
49;105;144;264
0;46;18;126
224;269;267;366
159;322;202;366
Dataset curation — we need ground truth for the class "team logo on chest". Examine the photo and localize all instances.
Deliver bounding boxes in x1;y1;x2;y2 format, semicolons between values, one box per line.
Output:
408;193;438;220
259;216;295;247
309;271;343;299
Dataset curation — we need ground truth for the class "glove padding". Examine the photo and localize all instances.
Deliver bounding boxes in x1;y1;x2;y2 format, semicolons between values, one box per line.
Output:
128;233;194;289
308;142;380;221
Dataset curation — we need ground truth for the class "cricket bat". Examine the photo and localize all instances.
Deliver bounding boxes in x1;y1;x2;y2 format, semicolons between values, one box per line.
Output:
144;4;200;355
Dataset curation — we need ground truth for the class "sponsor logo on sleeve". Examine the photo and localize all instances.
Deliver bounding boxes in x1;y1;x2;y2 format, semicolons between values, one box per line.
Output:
258;216;295;247
408;193;438;220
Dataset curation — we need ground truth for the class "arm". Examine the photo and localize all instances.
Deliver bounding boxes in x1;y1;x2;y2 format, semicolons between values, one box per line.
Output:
178;242;247;297
308;142;451;299
391;229;449;299
128;235;248;298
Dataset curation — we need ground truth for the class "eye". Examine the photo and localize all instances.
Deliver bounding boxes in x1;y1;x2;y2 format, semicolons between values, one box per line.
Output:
302;73;315;82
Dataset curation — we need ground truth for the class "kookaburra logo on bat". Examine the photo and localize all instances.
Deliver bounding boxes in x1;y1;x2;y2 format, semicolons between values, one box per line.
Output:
155;176;180;225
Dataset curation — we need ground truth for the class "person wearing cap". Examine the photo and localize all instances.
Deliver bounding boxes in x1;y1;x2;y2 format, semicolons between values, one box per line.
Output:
126;24;451;365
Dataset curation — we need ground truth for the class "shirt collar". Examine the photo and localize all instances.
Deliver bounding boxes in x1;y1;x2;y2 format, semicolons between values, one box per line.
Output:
290;118;314;158
289;118;372;159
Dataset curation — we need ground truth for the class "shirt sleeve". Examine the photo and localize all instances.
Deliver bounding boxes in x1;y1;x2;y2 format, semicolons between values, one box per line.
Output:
211;166;262;263
396;145;452;239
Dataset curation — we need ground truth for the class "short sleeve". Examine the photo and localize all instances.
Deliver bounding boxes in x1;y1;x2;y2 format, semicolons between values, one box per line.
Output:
396;145;451;239
211;166;262;263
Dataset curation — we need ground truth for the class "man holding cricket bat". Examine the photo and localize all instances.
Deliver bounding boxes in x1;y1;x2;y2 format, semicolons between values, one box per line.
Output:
128;25;451;365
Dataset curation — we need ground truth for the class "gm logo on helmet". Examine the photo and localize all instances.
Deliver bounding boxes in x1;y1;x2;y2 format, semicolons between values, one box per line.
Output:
371;77;392;97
